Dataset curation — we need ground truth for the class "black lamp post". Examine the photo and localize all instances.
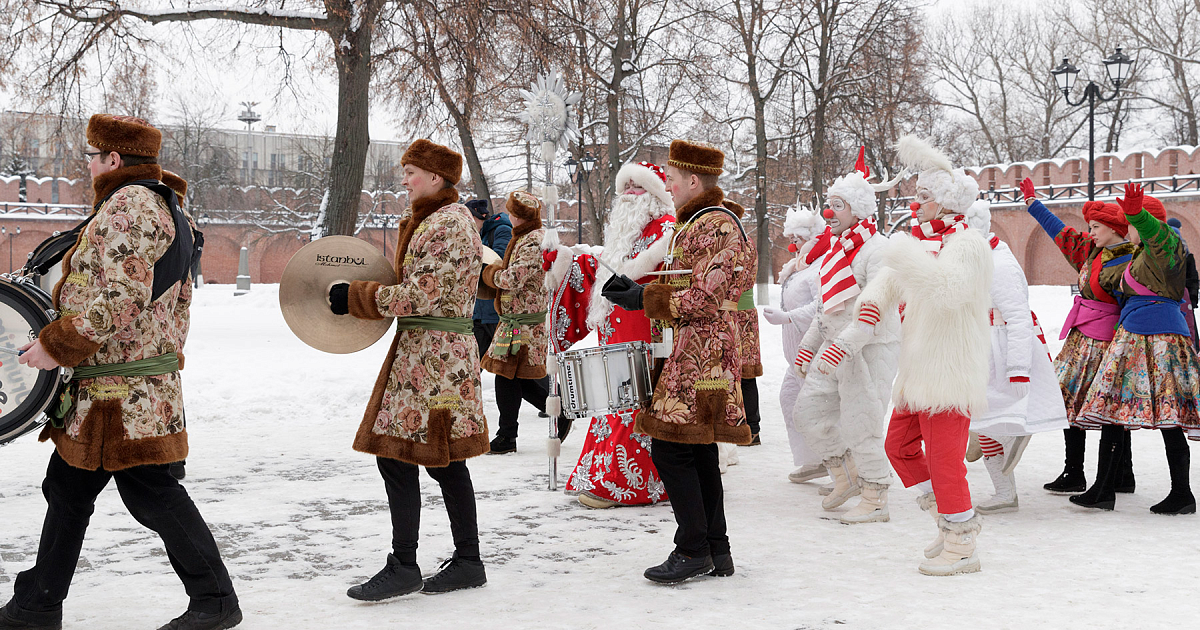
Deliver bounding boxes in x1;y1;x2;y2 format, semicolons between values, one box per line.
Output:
1;225;19;273
565;152;597;243
194;214;209;287
1051;47;1135;200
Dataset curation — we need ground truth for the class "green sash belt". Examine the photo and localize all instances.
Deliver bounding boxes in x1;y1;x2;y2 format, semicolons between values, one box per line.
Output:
494;311;547;356
52;352;181;428
395;316;473;334
737;288;755;311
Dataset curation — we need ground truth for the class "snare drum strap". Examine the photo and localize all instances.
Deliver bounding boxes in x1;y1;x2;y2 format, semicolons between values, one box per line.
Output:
50;352;181;427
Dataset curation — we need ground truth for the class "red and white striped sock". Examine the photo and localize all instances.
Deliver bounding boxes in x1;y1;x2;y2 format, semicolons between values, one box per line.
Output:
979;435;1004;458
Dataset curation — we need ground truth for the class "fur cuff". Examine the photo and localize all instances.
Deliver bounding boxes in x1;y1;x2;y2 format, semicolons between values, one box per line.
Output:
643;284;676;320
916;492;938;513
348;281;385;320
38;317;101;368
937;515;983;534
481;262;503;289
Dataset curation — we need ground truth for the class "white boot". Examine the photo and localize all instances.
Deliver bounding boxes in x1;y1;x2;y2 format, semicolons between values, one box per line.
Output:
1001;434;1031;476
818;481;835;496
840;481;890;524
919;515;982;576
789;464;828;484
917;492;943;559
976;455;1018;514
718;442;739;474
821;453;861;510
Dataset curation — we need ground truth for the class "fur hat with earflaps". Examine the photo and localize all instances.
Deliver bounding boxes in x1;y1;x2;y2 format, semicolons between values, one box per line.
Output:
87;114;161;157
401;139;463;185
668;140;724;175
895;135;979;213
506;190;543;222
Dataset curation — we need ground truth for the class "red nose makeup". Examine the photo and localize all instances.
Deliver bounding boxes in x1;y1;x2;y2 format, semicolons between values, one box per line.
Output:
909;201;921;212
787;243;798;253
822;208;834;219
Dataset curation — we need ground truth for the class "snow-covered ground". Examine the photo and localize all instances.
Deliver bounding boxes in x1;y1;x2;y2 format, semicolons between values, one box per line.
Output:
2;284;1198;629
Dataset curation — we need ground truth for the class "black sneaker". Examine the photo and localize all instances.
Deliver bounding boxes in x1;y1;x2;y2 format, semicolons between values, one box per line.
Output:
169;461;187;481
644;551;715;584
489;436;516;454
156;607;242;630
710;553;735;577
1044;470;1086;494
421;554;487;594
0;600;61;630
347;554;423;601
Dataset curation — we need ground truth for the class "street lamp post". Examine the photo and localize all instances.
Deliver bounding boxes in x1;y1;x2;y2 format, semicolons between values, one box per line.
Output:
564;152;597;244
1051;47;1135;200
1;225;19;273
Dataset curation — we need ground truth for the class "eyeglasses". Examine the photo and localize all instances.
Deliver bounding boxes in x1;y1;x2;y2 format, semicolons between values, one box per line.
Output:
82;151;104;162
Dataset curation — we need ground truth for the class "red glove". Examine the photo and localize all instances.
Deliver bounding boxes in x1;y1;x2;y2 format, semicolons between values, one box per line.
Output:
857;301;882;327
541;249;558;271
1117;182;1144;216
1019;177;1037;202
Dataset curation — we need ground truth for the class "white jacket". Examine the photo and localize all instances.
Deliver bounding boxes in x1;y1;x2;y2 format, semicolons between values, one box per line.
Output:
778;257;821;360
972;240;1069;435
857;229;994;417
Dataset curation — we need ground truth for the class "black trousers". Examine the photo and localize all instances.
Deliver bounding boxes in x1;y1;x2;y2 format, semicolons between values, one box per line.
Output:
650;439;729;558
741;378;760;435
12;452;237;615
473;320;497;360
376;457;480;563
494;375;549;440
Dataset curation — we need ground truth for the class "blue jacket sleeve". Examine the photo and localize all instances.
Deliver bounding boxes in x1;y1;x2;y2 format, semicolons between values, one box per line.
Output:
1026;200;1065;239
491;224;512;257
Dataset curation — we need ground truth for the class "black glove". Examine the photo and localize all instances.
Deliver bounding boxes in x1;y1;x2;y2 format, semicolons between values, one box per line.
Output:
601;274;644;311
329;283;350;315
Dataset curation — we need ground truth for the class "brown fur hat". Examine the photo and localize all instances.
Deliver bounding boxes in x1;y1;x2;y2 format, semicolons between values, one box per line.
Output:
505;190;542;222
161;170;188;201
402;139;463;185
87;114;161;157
668;140;724;175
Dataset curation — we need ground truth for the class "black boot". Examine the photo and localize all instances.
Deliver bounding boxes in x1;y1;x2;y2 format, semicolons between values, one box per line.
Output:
1151;432;1196;515
421;553;487;593
1116;431;1136;493
488;435;516;454
557;415;573;442
0;601;61;630
156;607;242;630
347;554;423;601
169;460;187;481
643;551;715;584
1070;426;1124;510
710;553;735;577
1045;427;1087;493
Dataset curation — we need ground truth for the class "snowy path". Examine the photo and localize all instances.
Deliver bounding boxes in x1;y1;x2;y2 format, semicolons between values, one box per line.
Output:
2;285;1197;629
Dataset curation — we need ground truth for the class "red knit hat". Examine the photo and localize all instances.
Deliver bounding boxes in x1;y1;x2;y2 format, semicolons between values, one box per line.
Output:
1142;195;1167;222
1082;201;1128;237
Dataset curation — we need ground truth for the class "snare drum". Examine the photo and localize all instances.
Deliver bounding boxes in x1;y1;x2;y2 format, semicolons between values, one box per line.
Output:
557;341;653;420
1;277;69;446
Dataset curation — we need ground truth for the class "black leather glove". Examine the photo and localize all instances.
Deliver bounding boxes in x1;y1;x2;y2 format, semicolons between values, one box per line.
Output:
601;274;644;311
329;283;350;315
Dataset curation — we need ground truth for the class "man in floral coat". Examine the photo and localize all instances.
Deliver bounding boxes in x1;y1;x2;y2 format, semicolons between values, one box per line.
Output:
6;115;240;630
481;190;550;454
329;139;489;599
602;140;753;584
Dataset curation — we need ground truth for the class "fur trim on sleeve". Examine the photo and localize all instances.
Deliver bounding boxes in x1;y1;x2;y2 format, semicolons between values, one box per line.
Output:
481;262;503;289
38;317;101;368
348;281;385;320
643;283;676;320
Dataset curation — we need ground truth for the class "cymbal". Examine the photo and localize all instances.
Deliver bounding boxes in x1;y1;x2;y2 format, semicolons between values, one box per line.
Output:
279;236;397;354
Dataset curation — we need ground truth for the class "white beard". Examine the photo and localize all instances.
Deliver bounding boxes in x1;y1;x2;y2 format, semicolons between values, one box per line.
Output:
586;192;673;332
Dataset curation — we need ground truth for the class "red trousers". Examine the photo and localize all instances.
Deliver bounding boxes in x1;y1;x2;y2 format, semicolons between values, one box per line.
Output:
885;407;973;514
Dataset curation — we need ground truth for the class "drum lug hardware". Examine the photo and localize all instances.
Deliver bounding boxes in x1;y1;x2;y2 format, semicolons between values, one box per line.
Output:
61;367;74;383
45;309;59;320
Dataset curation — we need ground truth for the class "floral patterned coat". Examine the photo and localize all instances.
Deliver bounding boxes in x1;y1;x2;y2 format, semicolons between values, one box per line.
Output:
727;200;762;379
38;164;192;471
346;187;489;466
638;187;753;445
481;220;548;379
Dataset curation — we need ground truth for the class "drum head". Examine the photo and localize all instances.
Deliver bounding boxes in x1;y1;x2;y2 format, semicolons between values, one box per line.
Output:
0;280;59;445
279;236;398;354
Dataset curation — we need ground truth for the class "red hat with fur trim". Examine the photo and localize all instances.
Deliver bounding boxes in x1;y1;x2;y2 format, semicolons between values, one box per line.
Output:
401;139;463;185
505;190;542;222
87;114;161;157
1082;200;1128;237
615;161;672;207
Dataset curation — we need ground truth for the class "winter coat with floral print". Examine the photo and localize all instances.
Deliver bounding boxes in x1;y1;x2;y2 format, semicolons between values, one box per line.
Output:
480;220;548;379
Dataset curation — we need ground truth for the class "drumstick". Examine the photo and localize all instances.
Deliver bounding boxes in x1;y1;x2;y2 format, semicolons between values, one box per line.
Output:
0;346;24;356
597;257;692;277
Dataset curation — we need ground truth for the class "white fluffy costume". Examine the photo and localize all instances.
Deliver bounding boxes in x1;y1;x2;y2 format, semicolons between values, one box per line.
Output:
791;149;902;523
859;135;994;575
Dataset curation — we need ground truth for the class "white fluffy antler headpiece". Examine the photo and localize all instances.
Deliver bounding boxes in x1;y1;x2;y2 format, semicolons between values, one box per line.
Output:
894;135;979;213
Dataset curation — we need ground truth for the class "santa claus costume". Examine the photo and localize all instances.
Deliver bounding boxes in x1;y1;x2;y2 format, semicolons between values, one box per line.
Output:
791;148;901;525
762;207;827;483
858;135;993;576
962;199;1069;514
1075;185;1199;515
543;161;675;509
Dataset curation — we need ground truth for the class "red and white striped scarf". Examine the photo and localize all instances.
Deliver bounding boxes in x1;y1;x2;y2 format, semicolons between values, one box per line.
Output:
819;216;878;314
911;214;969;254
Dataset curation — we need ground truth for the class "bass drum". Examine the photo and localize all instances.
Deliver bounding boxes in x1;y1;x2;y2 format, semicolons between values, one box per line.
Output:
0;277;68;446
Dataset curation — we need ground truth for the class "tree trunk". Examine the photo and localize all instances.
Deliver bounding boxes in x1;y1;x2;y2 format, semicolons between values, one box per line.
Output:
322;23;373;236
455;122;492;202
751;70;772;289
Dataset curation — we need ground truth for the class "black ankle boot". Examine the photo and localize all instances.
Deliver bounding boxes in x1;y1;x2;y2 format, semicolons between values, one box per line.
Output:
1151;441;1196;515
557;416;573;442
421;553;487;593
347;554;423;601
1070;426;1124;511
1116;431;1136;493
710;553;735;577
488;435;516;454
0;601;61;630
644;551;715;584
156;607;242;630
1046;428;1087;493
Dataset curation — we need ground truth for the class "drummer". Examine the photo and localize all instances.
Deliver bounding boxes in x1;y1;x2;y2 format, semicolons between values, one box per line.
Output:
4;114;241;630
601;140;754;583
479;190;557;454
328;139;490;599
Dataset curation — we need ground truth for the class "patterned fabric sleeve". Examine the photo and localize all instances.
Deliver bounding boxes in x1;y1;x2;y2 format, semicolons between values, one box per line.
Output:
1127;208;1186;296
670;215;745;319
1027;200;1094;270
69;187;174;345
375;213;479;317
490;233;540;292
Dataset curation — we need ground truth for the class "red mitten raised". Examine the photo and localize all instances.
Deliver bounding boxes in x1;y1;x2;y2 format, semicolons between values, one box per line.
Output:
1019;177;1037;202
541;248;558;271
1117;182;1144;216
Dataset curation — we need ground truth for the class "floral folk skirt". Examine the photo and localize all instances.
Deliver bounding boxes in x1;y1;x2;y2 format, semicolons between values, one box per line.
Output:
566;410;666;505
1077;326;1200;440
1055;329;1111;426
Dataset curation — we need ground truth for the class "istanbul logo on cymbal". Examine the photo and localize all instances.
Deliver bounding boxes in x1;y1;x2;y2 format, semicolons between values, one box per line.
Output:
315;253;368;267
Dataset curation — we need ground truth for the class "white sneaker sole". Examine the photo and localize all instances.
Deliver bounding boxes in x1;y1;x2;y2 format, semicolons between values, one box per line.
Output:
840;509;890;524
919;554;981;576
788;467;828;484
975;502;1018;515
